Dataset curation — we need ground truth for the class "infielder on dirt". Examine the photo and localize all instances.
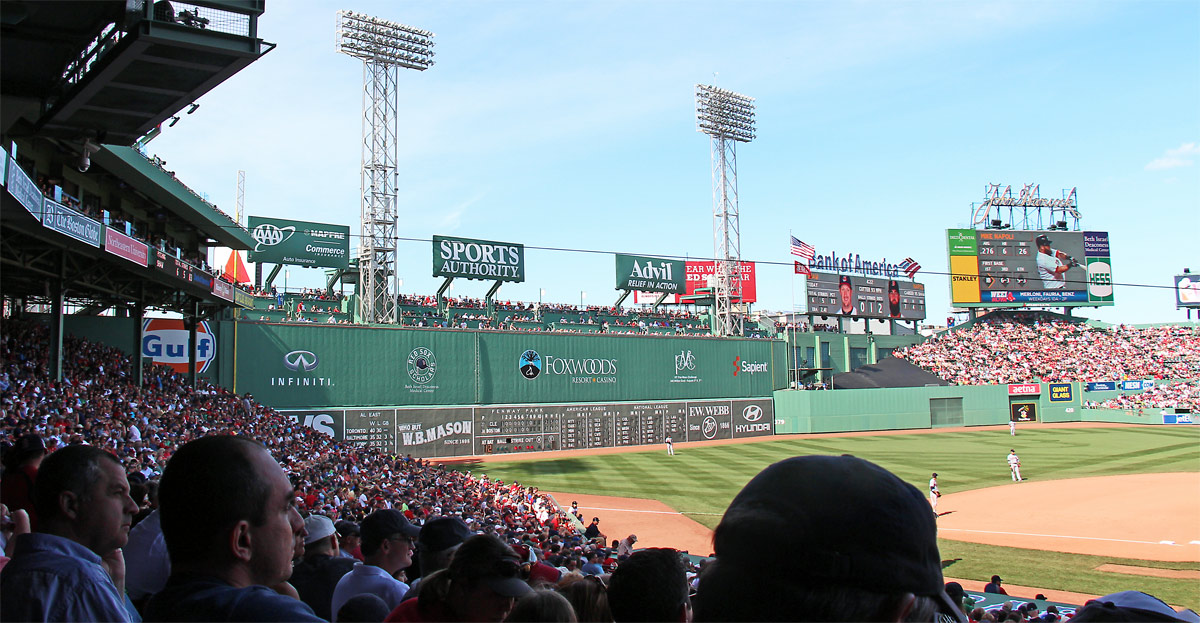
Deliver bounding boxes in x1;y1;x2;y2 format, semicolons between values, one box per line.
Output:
929;473;940;513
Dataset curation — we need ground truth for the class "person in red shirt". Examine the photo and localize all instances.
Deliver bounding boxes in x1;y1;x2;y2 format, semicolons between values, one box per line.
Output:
0;435;47;528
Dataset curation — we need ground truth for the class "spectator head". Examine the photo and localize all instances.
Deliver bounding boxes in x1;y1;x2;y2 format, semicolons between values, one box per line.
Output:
303;514;337;556
33;444;138;556
4;434;46;470
559;575;612;622
506;589;578;623
992;575;1004;585
360;508;420;574
336;520;361;551
438;534;532;622
158;435;303;588
608;548;690;623
417;515;472;576
694;455;964;622
944;582;966;613
1069;591;1195;622
336;594;391;622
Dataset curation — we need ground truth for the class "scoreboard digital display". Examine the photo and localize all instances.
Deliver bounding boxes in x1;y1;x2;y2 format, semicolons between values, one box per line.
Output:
948;229;1114;307
806;271;926;320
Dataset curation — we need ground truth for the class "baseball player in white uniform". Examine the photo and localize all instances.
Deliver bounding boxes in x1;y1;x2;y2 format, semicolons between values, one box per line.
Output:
1007;449;1023;482
665;435;674;456
1009;419;1016;436
1034;234;1076;289
929;473;940;512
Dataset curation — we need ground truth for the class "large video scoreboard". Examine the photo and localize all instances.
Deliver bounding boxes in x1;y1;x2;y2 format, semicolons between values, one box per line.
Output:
947;229;1114;307
806;271;926;320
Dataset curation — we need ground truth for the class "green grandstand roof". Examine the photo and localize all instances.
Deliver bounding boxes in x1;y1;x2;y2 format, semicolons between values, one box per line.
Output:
93;145;254;249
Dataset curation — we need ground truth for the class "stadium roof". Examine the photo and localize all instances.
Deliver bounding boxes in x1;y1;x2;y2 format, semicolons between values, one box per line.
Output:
94;145;253;249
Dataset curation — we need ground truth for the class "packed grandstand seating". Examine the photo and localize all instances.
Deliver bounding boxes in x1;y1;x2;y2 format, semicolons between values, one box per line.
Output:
1086;380;1200;411
0;320;573;534
895;319;1200;396
3;319;1196;622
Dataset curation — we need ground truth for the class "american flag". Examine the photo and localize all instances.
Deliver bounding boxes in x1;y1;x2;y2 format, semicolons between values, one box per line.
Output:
899;257;921;279
794;261;811;276
790;236;815;261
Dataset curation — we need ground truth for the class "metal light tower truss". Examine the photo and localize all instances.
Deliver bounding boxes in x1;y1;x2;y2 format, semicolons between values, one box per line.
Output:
336;10;435;324
696;84;755;337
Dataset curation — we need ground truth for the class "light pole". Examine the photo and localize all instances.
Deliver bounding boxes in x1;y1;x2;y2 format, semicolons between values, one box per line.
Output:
696;83;756;337
336;10;435;325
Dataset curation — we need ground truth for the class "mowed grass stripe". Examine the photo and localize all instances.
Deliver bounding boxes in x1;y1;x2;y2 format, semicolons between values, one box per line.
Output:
466;426;1200;609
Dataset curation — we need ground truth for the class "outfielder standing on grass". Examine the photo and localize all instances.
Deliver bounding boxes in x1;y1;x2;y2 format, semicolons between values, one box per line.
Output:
929;473;940;513
665;435;674;456
1007;449;1023;482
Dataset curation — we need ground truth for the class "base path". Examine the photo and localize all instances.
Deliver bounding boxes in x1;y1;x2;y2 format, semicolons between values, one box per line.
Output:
937;472;1200;562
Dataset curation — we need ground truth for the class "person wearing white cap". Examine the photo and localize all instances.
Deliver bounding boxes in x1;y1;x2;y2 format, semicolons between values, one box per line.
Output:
291;514;356;621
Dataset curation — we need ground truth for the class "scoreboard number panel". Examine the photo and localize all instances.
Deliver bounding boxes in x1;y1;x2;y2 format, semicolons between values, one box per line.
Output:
806;271;926;320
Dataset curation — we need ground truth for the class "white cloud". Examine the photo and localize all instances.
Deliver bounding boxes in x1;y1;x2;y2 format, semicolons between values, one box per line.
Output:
1145;142;1199;170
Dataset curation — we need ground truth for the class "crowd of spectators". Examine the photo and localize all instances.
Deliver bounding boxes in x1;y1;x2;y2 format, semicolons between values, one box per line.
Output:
2;318;1197;622
895;320;1200;389
1085;380;1200;411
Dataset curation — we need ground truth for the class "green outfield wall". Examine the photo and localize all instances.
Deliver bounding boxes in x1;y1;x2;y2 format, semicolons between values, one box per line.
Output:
225;321;787;408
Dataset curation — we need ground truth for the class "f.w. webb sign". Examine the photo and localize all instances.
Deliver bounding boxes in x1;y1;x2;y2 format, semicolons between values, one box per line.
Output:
433;235;525;282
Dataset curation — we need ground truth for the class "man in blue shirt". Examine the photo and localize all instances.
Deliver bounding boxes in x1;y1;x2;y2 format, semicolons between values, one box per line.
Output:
0;444;140;622
145;435;323;621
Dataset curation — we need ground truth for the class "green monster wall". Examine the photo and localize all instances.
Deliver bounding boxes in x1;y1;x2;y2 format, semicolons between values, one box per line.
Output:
224;322;787;408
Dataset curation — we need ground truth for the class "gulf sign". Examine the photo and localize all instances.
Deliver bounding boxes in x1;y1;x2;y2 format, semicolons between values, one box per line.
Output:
141;318;216;374
1008;383;1041;396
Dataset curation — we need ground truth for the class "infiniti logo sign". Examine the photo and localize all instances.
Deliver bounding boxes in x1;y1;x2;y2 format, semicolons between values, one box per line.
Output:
284;350;319;372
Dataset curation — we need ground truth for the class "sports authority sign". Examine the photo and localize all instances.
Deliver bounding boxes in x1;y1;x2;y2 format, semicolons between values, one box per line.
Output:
432;235;525;282
247;216;350;269
615;254;685;293
1008;383;1041;396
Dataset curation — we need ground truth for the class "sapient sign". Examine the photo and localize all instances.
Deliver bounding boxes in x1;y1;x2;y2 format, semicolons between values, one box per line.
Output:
247;216;350;270
615;254;686;293
433;235;524;282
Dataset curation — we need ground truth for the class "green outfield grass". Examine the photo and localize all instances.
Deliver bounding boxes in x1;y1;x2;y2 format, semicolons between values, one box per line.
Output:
455;425;1200;609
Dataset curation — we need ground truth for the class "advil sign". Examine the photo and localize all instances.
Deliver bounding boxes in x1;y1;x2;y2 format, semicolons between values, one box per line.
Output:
142;318;215;374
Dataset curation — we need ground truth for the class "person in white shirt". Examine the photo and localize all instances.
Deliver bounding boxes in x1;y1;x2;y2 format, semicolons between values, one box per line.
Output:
330;509;419;620
1007;450;1023;482
928;473;940;513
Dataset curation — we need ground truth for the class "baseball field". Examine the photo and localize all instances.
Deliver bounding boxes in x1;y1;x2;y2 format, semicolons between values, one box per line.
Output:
450;423;1200;610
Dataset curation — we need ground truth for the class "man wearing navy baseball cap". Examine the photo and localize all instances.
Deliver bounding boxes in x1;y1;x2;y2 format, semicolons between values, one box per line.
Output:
694;455;966;622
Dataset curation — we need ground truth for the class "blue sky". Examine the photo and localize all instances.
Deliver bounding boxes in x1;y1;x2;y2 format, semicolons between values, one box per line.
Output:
154;1;1199;324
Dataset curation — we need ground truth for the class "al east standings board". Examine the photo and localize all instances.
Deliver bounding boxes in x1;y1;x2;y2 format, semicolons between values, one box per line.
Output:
947;229;1114;307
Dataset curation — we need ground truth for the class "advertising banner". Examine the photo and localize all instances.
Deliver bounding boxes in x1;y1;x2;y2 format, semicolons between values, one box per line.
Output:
432;235;525;282
287;410;345;440
1048;383;1074;403
1010;402;1037;422
43;199;102;247
248;216;350;269
615;254;686;294
1008;383;1040;396
1121;380;1145;391
233;288;255;309
237;325;784;408
104;227;149;266
947;229;1114;308
684;261;757;302
6;157;43;220
141;318;215;374
212;278;235;301
1086;381;1117;392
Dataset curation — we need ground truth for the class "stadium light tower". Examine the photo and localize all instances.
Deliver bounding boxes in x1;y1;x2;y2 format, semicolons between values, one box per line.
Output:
336;10;435;324
696;84;755;337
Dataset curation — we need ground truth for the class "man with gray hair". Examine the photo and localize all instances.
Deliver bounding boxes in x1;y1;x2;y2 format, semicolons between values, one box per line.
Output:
0;444;139;622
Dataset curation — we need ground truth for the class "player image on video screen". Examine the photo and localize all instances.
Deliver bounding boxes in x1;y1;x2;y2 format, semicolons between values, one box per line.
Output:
1034;233;1079;289
839;275;854;315
888;280;902;318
